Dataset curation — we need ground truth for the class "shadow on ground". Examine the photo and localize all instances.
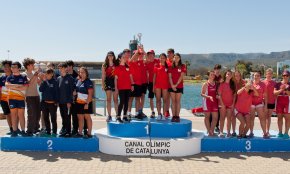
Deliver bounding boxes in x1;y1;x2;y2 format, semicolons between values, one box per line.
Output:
6;151;289;163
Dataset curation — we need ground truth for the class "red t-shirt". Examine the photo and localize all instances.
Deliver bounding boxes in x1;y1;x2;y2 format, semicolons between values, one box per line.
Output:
154;64;169;89
218;82;234;107
166;59;173;68
235;90;253;113
140;61;148;84
263;79;276;104
168;64;186;88
128;61;143;85
275;82;290;95
252;81;266;105
105;65;115;78
114;65;132;90
146;59;160;82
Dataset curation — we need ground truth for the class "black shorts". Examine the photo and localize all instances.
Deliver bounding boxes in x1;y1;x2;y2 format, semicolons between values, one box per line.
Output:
168;88;184;94
1;101;10;115
147;82;154;98
141;83;147;94
104;77;115;91
267;103;275;110
130;84;142;97
76;102;93;114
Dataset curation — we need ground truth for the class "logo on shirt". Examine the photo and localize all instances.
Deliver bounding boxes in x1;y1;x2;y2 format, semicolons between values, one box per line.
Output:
49;84;54;88
18;79;23;83
165;68;168;72
178;69;181;72
65;80;68;84
126;68;129;71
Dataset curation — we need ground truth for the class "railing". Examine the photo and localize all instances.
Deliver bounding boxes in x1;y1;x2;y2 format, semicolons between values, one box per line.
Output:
92;79;106;116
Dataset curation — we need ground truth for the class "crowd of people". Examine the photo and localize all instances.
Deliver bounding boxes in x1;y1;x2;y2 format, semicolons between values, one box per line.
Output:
0;47;187;137
101;47;186;123
201;64;290;139
0;59;93;138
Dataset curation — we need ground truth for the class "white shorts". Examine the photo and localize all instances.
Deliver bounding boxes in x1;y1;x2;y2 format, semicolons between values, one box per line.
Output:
251;103;264;109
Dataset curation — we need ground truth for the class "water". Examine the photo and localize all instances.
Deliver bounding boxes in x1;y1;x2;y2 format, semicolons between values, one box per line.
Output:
94;84;202;110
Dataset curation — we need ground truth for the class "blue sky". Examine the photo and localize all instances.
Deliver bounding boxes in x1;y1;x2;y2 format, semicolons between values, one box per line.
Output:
1;0;290;62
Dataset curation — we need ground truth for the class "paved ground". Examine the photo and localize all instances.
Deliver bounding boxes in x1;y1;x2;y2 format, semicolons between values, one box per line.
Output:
0;108;289;174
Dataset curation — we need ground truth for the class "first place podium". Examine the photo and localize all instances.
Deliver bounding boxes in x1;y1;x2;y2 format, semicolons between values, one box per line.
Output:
97;118;204;157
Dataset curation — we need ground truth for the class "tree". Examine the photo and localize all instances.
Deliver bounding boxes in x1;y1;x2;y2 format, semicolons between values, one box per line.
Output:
184;60;190;76
235;60;253;78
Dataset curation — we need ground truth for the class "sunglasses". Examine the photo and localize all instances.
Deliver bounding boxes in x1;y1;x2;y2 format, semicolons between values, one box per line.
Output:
283;75;289;77
11;66;18;69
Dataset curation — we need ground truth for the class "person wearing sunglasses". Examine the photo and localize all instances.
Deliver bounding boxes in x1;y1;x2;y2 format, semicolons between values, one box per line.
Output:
274;70;290;139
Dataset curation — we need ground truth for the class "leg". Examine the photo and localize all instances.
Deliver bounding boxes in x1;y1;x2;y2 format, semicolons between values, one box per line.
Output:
106;90;112;116
277;114;283;133
135;97;140;114
128;97;133;113
78;114;84;135
42;103;51;134
170;92;176;116
17;109;25;131
123;90;130;116
232;113;237;134
162;89;168;115
84;114;92;135
34;96;41;132
150;98;154;113
237;114;246;135
49;104;58;134
204;112;211;135
244;114;251;135
266;108;274;134
113;90;119;115
249;107;256;134
117;91;125;117
219;107;227;135
210;112;218;135
175;93;182;117
257;107;267;135
26;97;34;133
226;109;232;135
284;114;290;135
155;89;162;115
10;109;18;131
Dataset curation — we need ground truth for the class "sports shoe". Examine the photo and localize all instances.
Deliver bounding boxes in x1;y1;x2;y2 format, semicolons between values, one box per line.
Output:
283;134;289;139
11;131;18;137
157;114;162;121
106;115;112;122
218;133;225;138
20;130;28;137
51;133;57;137
277;133;284;138
248;132;254;138
141;111;147;118
161;114;166;121
135;113;143;120
26;132;34;137
123;117;130;123
231;132;237;137
116;117;123;123
263;134;270;139
165;111;170;118
226;133;232;138
150;112;155;118
175;116;180;123
214;127;220;133
83;134;93;139
73;133;83;138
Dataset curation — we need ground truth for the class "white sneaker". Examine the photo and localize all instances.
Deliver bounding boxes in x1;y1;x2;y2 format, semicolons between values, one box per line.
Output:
157;114;162;121
161;114;166;121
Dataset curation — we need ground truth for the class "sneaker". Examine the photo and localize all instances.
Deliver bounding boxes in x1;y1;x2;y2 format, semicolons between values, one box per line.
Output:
263;134;270;139
51;133;57;137
283;134;289;139
116;117;123;123
16;129;21;134
175;116;180;123
135;113;143;120
83;134;93;139
277;133;284;138
231;132;237;137
73;133;83;138
218;133;225;138
26;132;34;137
248;132;254;138
83;129;88;136
64;133;72;138
165;111;170;118
59;128;65;135
20;130;28;137
171;116;176;122
59;132;67;137
71;129;78;136
106;115;112;122
226;133;232;138
150;112;155;118
161;114;166;121
157;114;162;121
11;131;18;137
141;112;147;118
123;117;130;123
40;133;51;137
237;134;243;139
214;127;220;133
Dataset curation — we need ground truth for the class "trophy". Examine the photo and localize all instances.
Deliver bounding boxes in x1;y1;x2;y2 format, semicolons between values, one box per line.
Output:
137;33;143;54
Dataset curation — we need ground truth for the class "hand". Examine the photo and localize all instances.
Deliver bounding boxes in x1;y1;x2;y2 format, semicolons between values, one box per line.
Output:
131;85;134;91
34;71;39;76
281;84;286;90
84;104;89;109
67;103;71;108
101;85;105;91
209;96;214;102
73;90;77;96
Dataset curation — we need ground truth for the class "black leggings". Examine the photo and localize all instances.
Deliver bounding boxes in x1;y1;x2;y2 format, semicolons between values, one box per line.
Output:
117;89;131;116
